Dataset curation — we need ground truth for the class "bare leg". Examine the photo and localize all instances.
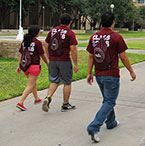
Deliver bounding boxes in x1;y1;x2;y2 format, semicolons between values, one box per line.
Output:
19;75;37;104
63;84;71;104
47;82;59;97
32;84;39;100
42;82;59;112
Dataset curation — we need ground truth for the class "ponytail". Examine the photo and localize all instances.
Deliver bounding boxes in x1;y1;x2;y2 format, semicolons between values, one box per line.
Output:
23;33;33;47
23;25;40;47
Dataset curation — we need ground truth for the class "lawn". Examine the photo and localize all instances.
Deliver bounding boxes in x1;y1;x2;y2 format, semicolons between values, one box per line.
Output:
125;39;145;50
1;51;145;101
78;39;145;50
75;31;145;41
119;31;145;39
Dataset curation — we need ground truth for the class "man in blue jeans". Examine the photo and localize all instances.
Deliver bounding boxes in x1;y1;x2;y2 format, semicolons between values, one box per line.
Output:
86;11;136;143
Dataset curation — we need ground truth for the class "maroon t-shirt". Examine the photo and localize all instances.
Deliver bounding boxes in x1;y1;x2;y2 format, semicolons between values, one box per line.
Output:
45;25;78;61
19;38;44;65
87;28;128;77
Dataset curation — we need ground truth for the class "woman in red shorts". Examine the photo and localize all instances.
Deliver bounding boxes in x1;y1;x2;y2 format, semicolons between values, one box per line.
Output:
16;25;48;111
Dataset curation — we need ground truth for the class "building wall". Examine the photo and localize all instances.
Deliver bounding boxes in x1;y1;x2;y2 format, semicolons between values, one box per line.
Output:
0;40;45;59
133;0;145;6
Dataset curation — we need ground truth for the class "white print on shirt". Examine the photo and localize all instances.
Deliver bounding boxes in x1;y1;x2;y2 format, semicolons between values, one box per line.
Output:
51;28;68;39
22;42;35;55
92;34;111;47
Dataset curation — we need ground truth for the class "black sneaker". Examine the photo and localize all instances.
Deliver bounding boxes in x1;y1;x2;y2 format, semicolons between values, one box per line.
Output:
61;103;76;112
42;96;52;112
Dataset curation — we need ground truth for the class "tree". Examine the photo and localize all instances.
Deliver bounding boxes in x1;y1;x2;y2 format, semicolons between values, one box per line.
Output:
136;6;145;30
0;0;16;29
0;0;35;29
85;0;136;29
138;6;145;19
30;0;57;25
45;0;87;29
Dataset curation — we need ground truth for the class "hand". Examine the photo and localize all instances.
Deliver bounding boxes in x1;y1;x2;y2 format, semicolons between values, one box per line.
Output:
74;65;78;73
87;74;93;85
16;67;21;74
130;72;136;81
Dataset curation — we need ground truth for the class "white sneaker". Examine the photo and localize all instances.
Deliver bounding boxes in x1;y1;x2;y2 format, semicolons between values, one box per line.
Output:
91;133;100;143
107;120;120;129
116;120;120;127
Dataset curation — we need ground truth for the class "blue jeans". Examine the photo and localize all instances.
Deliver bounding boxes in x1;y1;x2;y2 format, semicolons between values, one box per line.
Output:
87;76;120;135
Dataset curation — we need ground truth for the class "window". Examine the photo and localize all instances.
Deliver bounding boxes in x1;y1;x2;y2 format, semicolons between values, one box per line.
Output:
138;0;144;3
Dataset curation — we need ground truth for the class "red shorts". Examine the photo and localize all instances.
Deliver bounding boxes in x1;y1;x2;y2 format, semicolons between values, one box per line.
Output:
24;65;41;77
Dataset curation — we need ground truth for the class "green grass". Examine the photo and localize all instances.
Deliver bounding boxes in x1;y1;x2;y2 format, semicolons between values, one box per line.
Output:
78;38;145;50
118;31;145;39
1;51;145;101
125;39;145;50
75;31;145;41
119;53;145;67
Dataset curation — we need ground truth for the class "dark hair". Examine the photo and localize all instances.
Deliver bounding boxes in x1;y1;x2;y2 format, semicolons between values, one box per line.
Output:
61;13;72;25
101;11;115;28
23;25;40;47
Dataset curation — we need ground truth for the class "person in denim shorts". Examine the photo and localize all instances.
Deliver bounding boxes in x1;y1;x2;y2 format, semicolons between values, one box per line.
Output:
86;11;136;142
42;13;78;112
16;25;48;111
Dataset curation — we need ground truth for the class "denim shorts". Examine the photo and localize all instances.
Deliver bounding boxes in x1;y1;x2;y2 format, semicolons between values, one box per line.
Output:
48;61;73;85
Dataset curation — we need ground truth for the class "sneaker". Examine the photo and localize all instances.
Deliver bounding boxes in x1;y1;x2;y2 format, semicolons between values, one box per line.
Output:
61;103;76;112
107;120;120;129
116;120;120;127
42;96;52;112
88;131;100;143
34;98;42;104
16;103;27;111
91;133;100;143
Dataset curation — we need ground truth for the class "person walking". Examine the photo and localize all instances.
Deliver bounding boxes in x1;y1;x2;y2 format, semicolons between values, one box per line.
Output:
42;13;78;112
16;25;48;111
86;11;136;142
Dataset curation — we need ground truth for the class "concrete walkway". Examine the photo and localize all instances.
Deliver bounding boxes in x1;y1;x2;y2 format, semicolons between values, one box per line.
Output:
1;36;145;54
1;61;145;146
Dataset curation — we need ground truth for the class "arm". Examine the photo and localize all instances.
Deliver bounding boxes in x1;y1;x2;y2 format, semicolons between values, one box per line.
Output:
40;54;48;67
16;54;22;74
44;42;49;60
119;51;136;81
70;45;78;73
87;53;94;85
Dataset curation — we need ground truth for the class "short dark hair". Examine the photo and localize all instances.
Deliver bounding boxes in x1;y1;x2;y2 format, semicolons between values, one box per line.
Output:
61;13;72;25
101;11;115;28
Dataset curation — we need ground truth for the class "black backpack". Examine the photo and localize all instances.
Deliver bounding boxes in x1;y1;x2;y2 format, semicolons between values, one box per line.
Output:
20;46;31;72
48;29;63;57
94;32;113;70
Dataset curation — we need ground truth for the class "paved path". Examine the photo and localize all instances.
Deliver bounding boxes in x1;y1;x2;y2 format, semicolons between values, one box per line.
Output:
1;36;145;54
1;62;145;146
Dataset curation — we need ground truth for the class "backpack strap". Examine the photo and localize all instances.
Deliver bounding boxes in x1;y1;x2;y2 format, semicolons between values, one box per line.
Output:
96;31;114;38
95;31;114;69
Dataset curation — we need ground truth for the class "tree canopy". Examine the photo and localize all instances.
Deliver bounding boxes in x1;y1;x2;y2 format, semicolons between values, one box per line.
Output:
0;0;144;29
